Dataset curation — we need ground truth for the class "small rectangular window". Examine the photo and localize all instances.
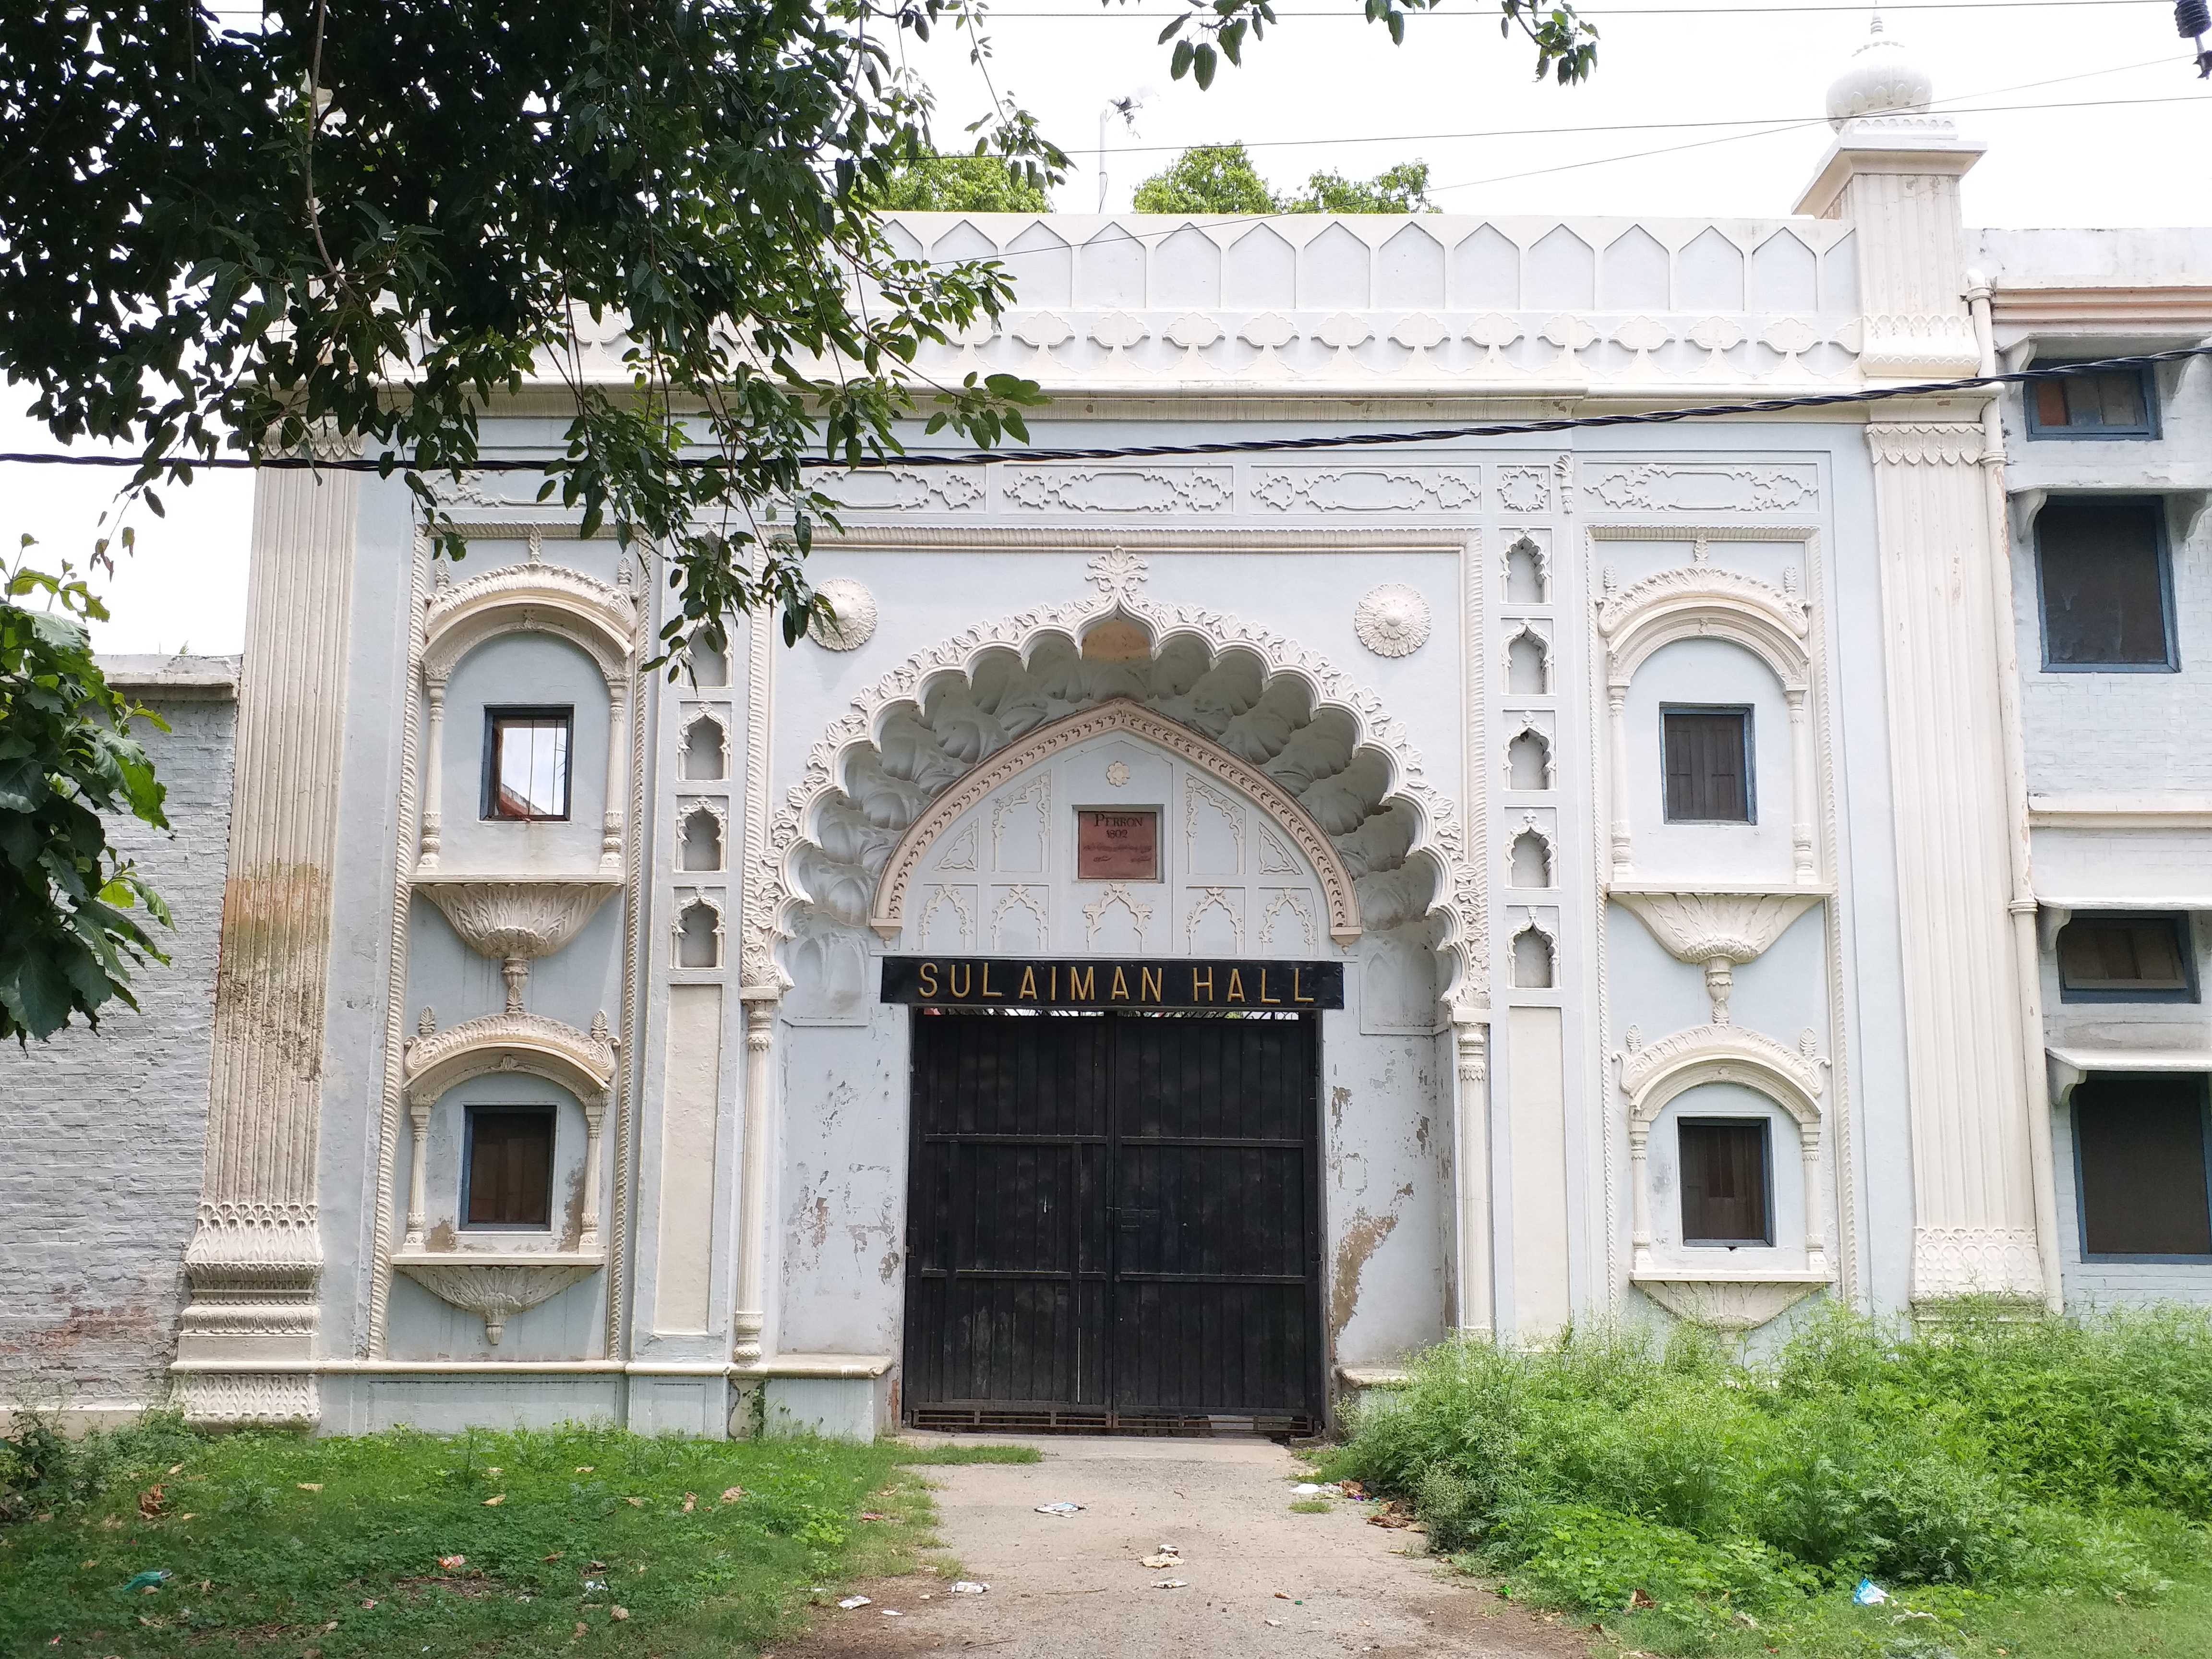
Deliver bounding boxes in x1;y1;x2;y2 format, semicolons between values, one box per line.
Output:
463;1105;557;1229
1661;707;1754;823
2036;500;2175;671
2027;367;2157;439
1680;1118;1772;1247
483;707;573;820
2074;1076;2212;1259
2057;912;2196;1002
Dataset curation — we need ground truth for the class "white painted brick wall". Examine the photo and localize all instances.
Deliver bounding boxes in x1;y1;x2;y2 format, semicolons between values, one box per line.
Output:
0;661;236;1412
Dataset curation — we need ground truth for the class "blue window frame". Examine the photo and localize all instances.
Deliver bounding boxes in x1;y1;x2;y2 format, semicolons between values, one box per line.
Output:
2035;498;2177;672
2025;364;2159;439
2071;1074;2212;1263
2057;912;2198;1004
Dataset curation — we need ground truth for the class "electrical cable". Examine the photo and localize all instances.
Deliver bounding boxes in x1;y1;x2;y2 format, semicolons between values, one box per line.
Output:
4;346;2206;474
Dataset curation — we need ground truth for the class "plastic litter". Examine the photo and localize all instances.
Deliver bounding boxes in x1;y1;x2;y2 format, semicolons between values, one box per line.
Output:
1853;1579;1890;1606
838;1595;873;1610
950;1581;990;1595
880;1609;903;1617
1034;1501;1084;1516
1291;1483;1325;1496
119;1571;168;1594
1153;1579;1188;1590
1141;1551;1181;1569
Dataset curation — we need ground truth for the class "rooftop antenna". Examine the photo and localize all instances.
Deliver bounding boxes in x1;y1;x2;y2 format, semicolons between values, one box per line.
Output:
1098;87;1156;213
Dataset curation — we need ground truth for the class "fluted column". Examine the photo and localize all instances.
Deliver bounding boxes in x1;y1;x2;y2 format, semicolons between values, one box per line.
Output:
1606;680;1634;880
1867;421;2044;1302
1450;1010;1493;1336
731;991;779;1363
173;464;360;1427
403;1093;433;1249
600;674;629;875
418;675;446;871
1786;687;1818;884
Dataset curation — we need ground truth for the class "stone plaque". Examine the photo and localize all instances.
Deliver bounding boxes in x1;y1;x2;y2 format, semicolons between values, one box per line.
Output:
1076;808;1158;881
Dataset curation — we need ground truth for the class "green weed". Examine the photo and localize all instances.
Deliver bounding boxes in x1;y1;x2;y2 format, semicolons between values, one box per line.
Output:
1333;1305;2212;1658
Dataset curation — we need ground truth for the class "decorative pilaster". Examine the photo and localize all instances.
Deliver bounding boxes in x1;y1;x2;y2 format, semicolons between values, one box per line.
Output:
601;676;629;875
1866;421;2044;1302
418;674;446;871
1450;1007;1493;1336
732;991;780;1364
173;464;361;1427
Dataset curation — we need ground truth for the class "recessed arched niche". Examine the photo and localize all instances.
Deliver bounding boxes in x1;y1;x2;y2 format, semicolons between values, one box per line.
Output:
1506;727;1552;793
1505;627;1550;696
681;713;728;782
1511;922;1556;989
674;895;723;969
1509;826;1553;890
687;636;729;688
678;803;724;872
1505;536;1547;604
1595;549;1821;890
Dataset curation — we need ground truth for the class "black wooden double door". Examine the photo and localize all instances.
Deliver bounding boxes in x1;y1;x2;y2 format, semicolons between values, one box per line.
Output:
902;1010;1324;1429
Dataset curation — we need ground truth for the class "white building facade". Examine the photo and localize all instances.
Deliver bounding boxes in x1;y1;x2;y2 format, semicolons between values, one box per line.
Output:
10;29;2211;1438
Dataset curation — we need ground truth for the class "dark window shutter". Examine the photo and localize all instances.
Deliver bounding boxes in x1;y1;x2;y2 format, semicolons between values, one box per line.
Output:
2076;1078;2212;1256
2037;501;2169;667
1680;1119;1771;1245
467;1107;556;1227
1663;710;1752;822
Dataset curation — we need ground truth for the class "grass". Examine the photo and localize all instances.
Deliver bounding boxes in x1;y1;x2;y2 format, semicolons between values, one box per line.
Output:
1288;1497;1333;1514
0;1414;1037;1658
1326;1302;2212;1659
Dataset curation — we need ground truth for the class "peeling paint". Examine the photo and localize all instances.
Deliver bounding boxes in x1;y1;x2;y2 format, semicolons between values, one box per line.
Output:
878;1250;901;1284
558;1164;586;1250
1414;1114;1431;1154
427;1220;458;1251
1329;1084;1351;1135
1329;1203;1403;1343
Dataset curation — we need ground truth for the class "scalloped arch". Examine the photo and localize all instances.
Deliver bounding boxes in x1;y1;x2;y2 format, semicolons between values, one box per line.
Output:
755;572;1484;1004
422;564;638;684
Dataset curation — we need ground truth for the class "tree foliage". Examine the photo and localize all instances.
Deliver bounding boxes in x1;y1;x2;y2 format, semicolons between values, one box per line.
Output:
0;541;172;1044
1133;145;1437;215
869;153;1050;213
0;0;1597;1036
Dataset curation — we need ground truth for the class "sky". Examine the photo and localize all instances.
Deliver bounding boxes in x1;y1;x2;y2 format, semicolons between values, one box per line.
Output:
14;0;2206;657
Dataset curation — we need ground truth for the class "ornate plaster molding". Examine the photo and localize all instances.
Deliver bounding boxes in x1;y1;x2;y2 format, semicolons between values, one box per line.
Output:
416;876;622;963
809;578;879;652
1618;1023;1832;1278
421;561;638;684
390;1251;606;1345
1618;1022;1827;1131
1864;422;1984;468
1912;1227;2044;1302
1611;889;1825;964
761;547;1485;1003
1633;1273;1831;1331
1596;561;1811;689
1354;584;1433;659
871;698;1363;947
403;1011;618;1107
172;1370;320;1428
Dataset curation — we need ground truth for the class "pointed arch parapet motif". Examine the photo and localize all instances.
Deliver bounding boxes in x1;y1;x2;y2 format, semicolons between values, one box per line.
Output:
754;553;1485;1002
403;1011;618;1108
1618;1023;1828;1132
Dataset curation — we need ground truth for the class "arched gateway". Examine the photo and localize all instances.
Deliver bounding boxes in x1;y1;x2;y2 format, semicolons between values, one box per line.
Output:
754;553;1485;1431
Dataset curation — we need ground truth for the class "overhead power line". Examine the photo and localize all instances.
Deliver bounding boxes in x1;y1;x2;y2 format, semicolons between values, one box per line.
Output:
5;348;2208;476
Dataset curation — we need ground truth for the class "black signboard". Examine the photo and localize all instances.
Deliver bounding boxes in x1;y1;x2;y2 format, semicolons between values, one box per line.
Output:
881;955;1344;1011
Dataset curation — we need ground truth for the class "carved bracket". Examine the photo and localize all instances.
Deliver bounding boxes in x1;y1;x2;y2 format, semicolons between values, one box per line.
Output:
1633;1272;1831;1332
390;1251;605;1344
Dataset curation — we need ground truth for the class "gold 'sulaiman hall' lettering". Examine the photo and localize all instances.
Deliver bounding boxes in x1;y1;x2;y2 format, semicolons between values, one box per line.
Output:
1259;969;1280;1006
1190;965;1214;1001
917;961;938;997
948;962;972;998
1018;966;1038;1001
1110;967;1130;1001
1226;969;1246;1004
1141;966;1163;1003
981;962;1002;998
1069;965;1095;1001
1293;967;1315;1005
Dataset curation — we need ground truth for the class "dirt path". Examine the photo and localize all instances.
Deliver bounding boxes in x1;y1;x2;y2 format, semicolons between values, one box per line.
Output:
770;1435;1596;1659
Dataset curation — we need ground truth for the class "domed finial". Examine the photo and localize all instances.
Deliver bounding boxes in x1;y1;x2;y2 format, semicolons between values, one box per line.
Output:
1826;10;1937;130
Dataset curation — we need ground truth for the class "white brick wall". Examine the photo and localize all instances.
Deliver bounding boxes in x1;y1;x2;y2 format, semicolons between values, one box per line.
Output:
0;659;236;1413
